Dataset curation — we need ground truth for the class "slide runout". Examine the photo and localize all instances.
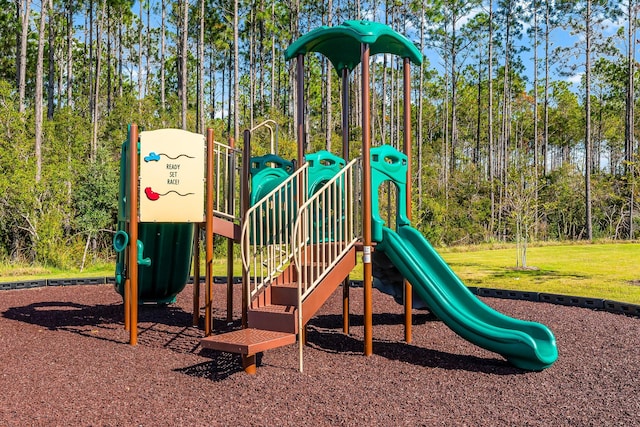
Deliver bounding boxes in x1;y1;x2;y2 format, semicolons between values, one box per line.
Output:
378;225;558;371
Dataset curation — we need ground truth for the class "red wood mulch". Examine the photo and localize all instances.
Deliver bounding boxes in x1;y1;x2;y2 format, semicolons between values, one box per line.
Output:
1;282;638;425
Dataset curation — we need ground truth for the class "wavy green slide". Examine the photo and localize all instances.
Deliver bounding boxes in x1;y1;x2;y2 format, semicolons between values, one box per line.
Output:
377;224;558;371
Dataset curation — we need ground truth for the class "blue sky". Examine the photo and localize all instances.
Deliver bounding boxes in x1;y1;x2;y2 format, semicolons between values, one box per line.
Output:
125;0;634;107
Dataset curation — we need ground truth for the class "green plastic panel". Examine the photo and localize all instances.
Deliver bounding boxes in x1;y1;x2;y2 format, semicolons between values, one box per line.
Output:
248;154;296;245
306;150;346;195
370;145;410;242
306;151;347;243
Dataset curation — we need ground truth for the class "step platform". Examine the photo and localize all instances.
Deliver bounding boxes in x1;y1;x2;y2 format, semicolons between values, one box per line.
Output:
200;328;296;355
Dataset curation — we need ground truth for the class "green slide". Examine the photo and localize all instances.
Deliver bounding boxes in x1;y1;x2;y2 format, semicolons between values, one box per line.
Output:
376;224;558;371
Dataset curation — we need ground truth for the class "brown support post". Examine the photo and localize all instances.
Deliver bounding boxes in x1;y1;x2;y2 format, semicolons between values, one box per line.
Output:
128;123;139;346
193;226;201;327
361;45;373;356
241;130;251;328
342;67;350;161
403;58;413;343
227;137;236;323
124;278;130;331
297;54;305;167
226;241;234;322
242;354;257;375
341;67;351;335
205;128;215;336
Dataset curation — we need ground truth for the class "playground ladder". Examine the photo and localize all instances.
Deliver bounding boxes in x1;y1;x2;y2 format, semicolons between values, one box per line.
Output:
201;158;361;372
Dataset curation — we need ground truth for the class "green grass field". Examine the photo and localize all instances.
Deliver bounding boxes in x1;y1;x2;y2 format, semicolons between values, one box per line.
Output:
2;242;639;304
439;243;640;305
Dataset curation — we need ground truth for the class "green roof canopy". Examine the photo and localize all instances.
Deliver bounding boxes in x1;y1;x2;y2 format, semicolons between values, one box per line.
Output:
284;20;423;76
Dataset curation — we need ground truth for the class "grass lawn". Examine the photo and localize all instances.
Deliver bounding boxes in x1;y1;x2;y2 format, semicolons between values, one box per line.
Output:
2;242;640;305
439;243;640;305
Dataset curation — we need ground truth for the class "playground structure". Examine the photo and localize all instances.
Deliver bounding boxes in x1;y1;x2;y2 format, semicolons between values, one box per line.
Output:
115;20;558;373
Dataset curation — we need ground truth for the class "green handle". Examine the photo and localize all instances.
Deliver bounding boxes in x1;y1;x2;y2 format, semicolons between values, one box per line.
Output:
136;240;151;267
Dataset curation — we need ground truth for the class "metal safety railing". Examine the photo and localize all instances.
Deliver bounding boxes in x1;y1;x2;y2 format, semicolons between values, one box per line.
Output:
241;163;309;303
292;157;361;301
212;140;242;222
292;157;360;372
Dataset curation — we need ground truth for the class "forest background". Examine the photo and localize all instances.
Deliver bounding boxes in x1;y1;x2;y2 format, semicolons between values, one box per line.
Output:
1;0;639;270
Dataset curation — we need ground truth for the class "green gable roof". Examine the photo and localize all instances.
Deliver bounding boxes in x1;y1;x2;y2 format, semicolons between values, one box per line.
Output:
284;20;423;75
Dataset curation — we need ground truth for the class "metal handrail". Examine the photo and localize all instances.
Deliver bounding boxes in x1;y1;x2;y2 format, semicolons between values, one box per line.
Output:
249;119;279;155
212;140;242;222
292;157;360;372
240;163;309;303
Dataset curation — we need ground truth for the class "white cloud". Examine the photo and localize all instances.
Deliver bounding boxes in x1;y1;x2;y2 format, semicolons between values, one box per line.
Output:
566;72;584;85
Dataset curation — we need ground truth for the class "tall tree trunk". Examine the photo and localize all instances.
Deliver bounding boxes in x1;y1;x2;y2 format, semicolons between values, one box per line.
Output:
258;0;265;115
106;5;111;112
249;8;255;129
233;0;240;140
209;45;215;119
270;1;276;111
197;0;205;133
449;9;458;174
91;0;106;160
626;0;636;239
287;0;299;136
417;1;425;211
17;0;32;114
118;18;123;98
35;0;50;183
325;0;333;151
488;0;495;235
585;0;593;240
474;43;482;166
160;0;166;112
532;0;539;238
66;0;73;107
138;0;143;99
498;4;513;240
181;0;189;130
145;0;150;95
543;0;550;176
88;0;94;118
227;49;232;135
47;0;55;120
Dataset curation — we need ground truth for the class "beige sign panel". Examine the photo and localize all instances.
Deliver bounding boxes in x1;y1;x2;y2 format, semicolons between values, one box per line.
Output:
139;129;205;222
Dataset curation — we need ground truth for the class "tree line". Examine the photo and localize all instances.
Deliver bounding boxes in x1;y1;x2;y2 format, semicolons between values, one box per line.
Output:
0;0;638;269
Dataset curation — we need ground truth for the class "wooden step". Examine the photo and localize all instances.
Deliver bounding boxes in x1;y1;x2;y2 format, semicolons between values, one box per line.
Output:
200;328;296;355
248;304;298;334
270;282;299;306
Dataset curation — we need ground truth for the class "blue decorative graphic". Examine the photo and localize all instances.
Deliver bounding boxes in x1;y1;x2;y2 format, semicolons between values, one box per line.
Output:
144;152;161;162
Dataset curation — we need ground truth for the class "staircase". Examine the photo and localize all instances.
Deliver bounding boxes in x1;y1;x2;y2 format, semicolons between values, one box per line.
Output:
201;158;360;373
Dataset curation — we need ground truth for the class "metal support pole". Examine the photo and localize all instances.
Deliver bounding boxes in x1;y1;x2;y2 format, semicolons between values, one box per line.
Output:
241;130;251;328
128;123;139;346
227;137;236;323
361;45;373;356
341;67;351;335
205;128;215;336
403;58;413;343
297;54;305;167
193;226;201;327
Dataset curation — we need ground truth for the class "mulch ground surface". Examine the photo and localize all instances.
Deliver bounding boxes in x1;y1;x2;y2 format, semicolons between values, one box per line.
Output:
1;282;638;426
